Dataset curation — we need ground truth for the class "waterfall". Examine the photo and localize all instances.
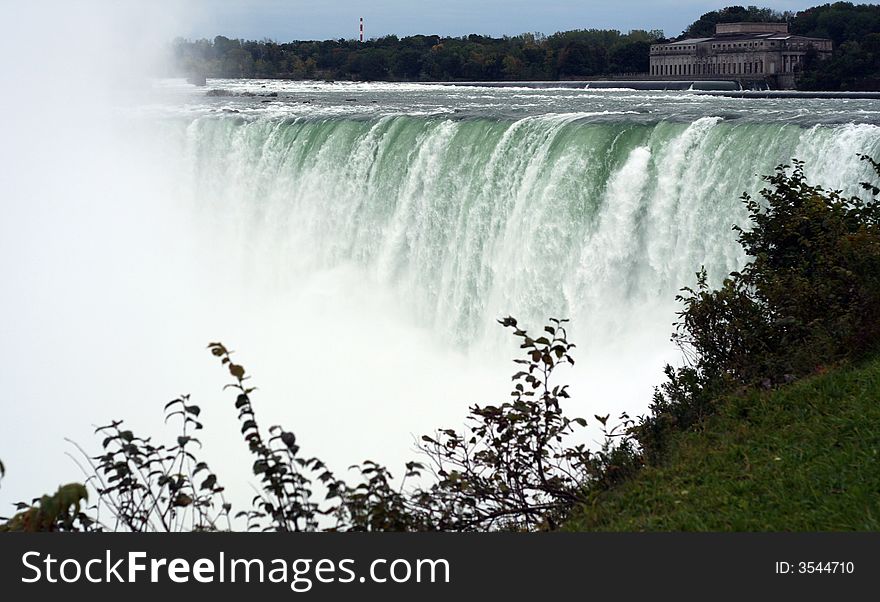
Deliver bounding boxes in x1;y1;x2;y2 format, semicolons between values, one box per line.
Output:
173;113;880;350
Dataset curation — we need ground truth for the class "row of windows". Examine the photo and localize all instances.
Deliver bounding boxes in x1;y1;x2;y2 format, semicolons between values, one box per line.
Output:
651;61;765;76
652;41;775;52
713;41;772;49
651;40;823;53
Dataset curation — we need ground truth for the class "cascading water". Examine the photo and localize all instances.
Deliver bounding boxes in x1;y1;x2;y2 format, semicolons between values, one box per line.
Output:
173;109;880;354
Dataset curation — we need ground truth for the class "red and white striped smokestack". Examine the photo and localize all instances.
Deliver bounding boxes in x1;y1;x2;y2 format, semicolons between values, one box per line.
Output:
359;17;363;43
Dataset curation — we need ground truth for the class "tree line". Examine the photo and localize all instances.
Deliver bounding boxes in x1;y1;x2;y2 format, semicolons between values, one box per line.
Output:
171;4;880;89
173;29;662;82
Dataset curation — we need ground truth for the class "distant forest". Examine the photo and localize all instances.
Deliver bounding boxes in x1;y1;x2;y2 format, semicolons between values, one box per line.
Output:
172;3;880;90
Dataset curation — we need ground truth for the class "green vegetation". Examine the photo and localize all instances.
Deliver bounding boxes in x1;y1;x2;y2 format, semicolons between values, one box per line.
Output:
173;29;662;82
567;356;880;530
0;484;89;533
796;3;880;89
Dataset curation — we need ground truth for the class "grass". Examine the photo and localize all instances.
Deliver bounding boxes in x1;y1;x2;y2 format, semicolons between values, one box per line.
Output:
566;355;880;531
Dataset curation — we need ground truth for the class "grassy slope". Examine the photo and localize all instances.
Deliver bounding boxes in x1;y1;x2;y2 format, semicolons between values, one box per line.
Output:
566;356;880;531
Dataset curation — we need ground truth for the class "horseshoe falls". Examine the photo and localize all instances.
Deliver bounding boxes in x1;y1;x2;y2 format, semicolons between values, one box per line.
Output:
5;78;880;509
176;103;880;352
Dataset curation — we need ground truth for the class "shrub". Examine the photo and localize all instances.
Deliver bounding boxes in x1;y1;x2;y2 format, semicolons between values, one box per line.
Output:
0;484;90;532
414;317;592;531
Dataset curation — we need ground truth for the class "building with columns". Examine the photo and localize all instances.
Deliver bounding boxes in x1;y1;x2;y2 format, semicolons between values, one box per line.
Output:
649;23;832;89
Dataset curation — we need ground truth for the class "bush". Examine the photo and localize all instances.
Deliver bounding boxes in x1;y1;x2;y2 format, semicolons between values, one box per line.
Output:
414;317;592;531
0;484;90;532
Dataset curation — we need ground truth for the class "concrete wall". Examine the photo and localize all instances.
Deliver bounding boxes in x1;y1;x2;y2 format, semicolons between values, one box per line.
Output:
715;22;788;35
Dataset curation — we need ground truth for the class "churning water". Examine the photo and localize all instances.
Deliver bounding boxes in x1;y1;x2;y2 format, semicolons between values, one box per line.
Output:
157;81;880;357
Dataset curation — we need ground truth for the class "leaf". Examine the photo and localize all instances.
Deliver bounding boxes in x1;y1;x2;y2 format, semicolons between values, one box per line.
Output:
208;342;227;356
173;494;193;507
164;399;183;411
229;364;245;379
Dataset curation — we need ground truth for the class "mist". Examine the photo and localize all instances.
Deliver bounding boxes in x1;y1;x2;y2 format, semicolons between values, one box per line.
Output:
0;1;522;513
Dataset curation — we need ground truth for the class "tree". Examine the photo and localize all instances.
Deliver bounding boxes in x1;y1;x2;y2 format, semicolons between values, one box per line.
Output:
557;41;607;77
609;40;651;73
390;49;423;79
681;6;789;39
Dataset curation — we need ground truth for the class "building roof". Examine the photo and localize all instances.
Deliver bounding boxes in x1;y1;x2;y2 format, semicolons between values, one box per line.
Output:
668;38;712;45
715;22;789;35
659;32;831;47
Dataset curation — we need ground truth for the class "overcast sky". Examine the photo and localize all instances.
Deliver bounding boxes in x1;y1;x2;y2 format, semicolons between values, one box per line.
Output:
178;1;823;41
